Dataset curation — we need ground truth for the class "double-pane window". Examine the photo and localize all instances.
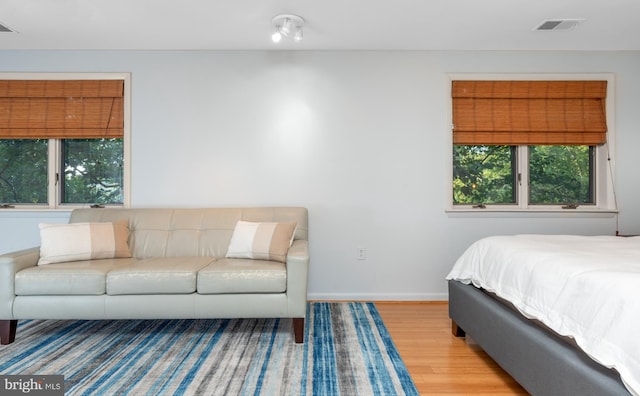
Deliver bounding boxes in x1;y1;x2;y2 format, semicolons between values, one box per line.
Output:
453;145;594;206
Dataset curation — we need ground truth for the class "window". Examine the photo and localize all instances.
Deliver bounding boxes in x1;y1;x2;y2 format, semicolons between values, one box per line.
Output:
528;145;594;204
0;75;129;209
0;139;48;204
449;78;614;211
61;138;124;204
453;145;594;206
453;145;516;205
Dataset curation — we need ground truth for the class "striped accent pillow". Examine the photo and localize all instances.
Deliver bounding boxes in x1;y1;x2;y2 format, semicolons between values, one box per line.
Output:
38;221;132;265
226;221;297;263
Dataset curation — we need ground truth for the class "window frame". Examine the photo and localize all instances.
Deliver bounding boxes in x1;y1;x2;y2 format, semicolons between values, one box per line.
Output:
0;72;131;210
446;73;617;214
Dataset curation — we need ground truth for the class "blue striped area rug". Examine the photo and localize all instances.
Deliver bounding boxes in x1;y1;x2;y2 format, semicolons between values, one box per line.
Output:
0;302;418;395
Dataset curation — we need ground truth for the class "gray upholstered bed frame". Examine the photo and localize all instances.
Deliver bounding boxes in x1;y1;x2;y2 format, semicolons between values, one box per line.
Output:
448;280;631;396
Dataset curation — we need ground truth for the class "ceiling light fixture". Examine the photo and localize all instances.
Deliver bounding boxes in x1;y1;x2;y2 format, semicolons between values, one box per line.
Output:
271;14;304;43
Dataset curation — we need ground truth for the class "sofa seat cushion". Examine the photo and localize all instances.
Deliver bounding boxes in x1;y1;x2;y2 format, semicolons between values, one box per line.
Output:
197;258;286;294
15;258;137;296
107;257;214;295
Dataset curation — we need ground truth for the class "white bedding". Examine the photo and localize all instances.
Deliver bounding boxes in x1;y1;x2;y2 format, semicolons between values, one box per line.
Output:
446;234;640;396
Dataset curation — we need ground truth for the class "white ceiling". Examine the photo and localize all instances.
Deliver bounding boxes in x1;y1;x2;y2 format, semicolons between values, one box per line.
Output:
0;0;638;51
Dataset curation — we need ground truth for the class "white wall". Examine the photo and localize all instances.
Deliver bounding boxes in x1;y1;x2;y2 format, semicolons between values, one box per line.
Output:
1;50;639;300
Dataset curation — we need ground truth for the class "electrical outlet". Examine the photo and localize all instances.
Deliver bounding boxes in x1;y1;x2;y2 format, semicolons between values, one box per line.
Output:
357;247;366;260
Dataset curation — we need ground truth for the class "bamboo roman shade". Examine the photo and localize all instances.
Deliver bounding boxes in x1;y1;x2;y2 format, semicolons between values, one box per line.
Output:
0;80;124;139
452;80;607;145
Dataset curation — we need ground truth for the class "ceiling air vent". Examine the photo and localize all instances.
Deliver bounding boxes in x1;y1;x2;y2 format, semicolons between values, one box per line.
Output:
535;19;584;31
0;22;16;33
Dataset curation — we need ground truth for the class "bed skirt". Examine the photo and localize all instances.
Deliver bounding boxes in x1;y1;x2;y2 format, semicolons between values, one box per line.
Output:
448;280;631;396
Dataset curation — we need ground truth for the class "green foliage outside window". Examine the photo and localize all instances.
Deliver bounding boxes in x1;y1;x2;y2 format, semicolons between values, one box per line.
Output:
63;139;124;204
529;146;593;204
0;139;48;204
453;145;515;205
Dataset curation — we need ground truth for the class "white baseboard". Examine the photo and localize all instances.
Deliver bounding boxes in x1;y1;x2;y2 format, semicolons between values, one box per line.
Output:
307;292;448;301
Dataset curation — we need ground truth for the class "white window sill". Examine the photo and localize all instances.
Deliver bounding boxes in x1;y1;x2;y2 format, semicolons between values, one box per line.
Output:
0;207;74;212
446;207;617;218
0;205;124;214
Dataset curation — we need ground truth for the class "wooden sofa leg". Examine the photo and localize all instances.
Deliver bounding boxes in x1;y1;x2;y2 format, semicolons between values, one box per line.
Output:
452;320;466;338
0;320;17;345
293;318;305;343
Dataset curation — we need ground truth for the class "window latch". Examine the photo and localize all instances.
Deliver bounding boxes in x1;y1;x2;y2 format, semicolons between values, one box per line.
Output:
0;204;16;209
90;204;105;209
561;203;579;209
472;203;486;209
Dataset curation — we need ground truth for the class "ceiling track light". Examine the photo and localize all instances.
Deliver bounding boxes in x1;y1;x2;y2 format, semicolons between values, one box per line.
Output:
271;14;304;43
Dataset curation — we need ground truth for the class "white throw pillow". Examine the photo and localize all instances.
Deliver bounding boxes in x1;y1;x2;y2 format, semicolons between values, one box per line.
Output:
226;221;297;263
38;221;131;265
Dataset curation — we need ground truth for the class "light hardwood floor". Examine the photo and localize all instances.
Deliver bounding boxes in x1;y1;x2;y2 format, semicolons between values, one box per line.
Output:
376;301;528;395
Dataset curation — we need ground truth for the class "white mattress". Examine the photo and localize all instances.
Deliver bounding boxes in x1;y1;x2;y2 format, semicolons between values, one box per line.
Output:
446;234;640;396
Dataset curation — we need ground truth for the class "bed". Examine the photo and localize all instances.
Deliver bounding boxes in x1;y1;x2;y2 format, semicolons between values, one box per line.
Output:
446;234;639;396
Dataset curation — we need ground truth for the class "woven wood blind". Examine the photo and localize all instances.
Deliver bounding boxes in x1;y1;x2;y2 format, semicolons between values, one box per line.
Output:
0;80;124;139
452;80;607;145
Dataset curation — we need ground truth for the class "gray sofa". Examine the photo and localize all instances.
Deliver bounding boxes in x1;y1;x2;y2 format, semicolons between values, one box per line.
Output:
0;207;309;345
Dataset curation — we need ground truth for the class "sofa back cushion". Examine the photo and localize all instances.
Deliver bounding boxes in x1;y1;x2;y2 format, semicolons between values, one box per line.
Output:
68;207;308;259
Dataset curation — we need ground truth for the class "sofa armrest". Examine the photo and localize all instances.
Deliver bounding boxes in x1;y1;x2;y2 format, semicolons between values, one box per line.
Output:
285;240;309;317
0;247;40;318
